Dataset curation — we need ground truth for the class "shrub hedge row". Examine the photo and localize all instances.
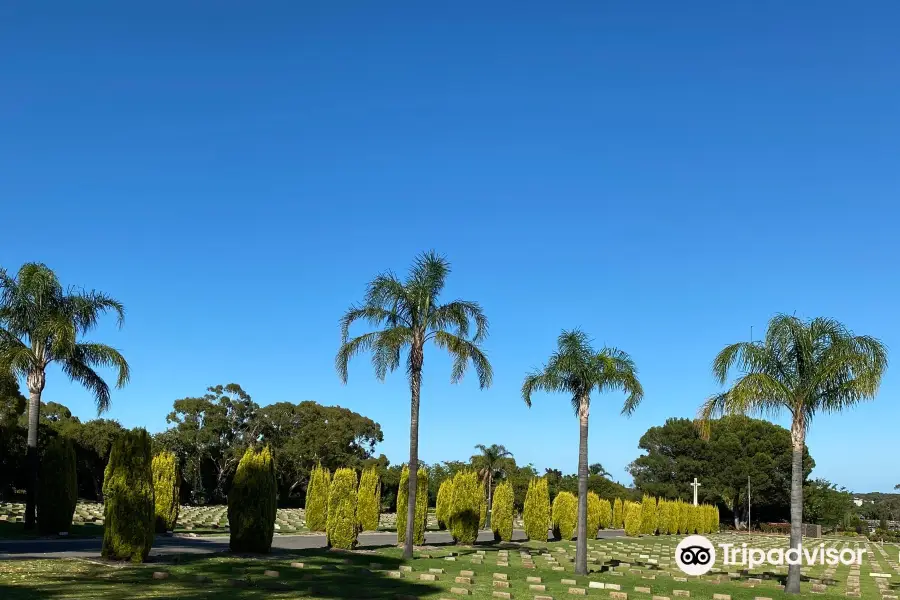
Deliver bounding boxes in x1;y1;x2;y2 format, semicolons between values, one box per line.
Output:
611;495;720;536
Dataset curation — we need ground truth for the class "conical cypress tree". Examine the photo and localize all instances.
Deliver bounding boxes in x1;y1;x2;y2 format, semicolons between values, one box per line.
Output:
551;491;577;540
586;492;601;540
523;477;550;542
152;451;180;533
397;465;428;545
640;494;658;535
598;497;612;529
356;466;381;532
435;478;453;530
447;470;481;544
102;428;155;562
490;480;514;542
657;499;671;535
37;437;77;535
624;500;642;537
305;464;330;532
327;468;359;549
228;446;277;553
613;497;624;529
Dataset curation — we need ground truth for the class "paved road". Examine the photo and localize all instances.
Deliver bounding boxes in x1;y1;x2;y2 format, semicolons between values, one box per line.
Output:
0;529;624;560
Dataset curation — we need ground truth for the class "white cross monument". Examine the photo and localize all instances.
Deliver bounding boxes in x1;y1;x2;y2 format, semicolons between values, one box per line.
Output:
690;477;701;506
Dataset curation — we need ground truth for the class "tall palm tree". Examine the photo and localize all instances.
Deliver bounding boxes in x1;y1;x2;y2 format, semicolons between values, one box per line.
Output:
472;443;514;526
699;314;887;594
522;329;643;575
336;251;492;558
589;463;611;477
0;263;130;529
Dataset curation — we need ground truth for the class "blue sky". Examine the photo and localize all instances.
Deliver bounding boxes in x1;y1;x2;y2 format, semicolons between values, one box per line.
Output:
1;1;897;493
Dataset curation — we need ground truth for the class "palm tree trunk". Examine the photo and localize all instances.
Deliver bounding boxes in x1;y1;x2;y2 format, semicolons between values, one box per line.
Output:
404;343;424;560
786;419;805;594
575;396;589;576
24;369;45;530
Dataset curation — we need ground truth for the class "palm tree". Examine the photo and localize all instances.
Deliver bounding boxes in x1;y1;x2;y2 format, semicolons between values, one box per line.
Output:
699;314;887;594
472;443;514;526
522;329;643;575
336;251;492;558
589;463;611;477
0;263;130;529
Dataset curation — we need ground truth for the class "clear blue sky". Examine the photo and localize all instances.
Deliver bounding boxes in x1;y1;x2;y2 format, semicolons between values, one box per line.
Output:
1;1;897;493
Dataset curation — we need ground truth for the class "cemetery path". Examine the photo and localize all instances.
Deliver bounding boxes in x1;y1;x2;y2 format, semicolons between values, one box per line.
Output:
0;529;624;559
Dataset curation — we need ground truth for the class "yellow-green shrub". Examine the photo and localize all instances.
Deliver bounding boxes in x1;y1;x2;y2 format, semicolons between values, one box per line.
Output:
357;466;380;532
490;480;514;542
640;494;658;535
586;492;601;540
479;489;487;529
38;437;77;535
523;477;550;541
397;465;428;545
657;499;672;535
551;491;577;540
327;468;359;549
305;464;330;532
101;429;155;562
435;479;453;530
613;497;624;529
624;500;642;537
598;497;612;529
448;470;481;544
676;500;690;534
228;446;277;553
151;452;180;534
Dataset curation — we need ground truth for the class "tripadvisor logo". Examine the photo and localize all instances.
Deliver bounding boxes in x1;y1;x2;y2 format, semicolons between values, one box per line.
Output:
675;535;717;576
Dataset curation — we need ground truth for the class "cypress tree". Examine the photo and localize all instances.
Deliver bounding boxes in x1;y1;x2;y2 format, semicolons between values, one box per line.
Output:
479;489;487;529
624;500;642;537
657;499;671;535
612;497;624;529
435;478;453;530
228;446;277;553
551;491;577;540
676;500;690;534
305;464;330;532
447;470;481;544
102;428;155;562
640;494;658;535
523;477;550;542
151;451;180;534
490;480;514;542
327;467;359;549
598;497;612;529
586;492;601;540
397;465;428;545
357;466;381;532
37;437;77;535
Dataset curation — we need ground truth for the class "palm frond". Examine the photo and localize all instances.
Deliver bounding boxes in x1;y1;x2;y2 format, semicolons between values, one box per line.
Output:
371;327;413;380
67;290;126;332
72;342;130;388
61;358;112;414
335;332;381;384
433;330;492;388
340;305;408;342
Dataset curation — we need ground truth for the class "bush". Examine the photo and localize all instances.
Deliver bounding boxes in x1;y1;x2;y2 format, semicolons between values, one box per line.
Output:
598;496;612;529
657;499;672;535
435;479;453;530
552;491;577;540
586;492;601;540
305;464;330;532
397;465;428;545
101;428;155;562
448;470;482;544
151;452;180;534
624;500;642;537
523;477;550;541
676;500;690;534
613;497;624;529
37;437;77;535
228;446;277;553
640;494;658;535
491;480;514;542
327;468;359;549
357;466;380;532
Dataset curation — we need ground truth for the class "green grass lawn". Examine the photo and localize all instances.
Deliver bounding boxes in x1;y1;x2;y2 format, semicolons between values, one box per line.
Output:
1;534;895;599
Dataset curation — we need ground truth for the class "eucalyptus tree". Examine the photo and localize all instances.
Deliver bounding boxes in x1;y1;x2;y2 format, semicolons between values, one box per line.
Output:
337;251;492;558
0;263;129;528
523;329;643;575
700;314;887;594
472;443;514;526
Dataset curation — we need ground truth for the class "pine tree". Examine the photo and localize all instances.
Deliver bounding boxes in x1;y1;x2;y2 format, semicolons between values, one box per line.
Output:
327;467;359;549
228;446;277;553
523;477;550;542
357;466;381;532
435;479;453;530
490;480;514;542
613;497;624;529
37;437;77;535
448;470;481;544
551;491;577;540
151;452;180;534
102;429;155;562
305;464;330;532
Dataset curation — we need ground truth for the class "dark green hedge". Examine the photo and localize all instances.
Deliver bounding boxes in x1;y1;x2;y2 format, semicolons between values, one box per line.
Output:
101;428;155;562
37;437;77;535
